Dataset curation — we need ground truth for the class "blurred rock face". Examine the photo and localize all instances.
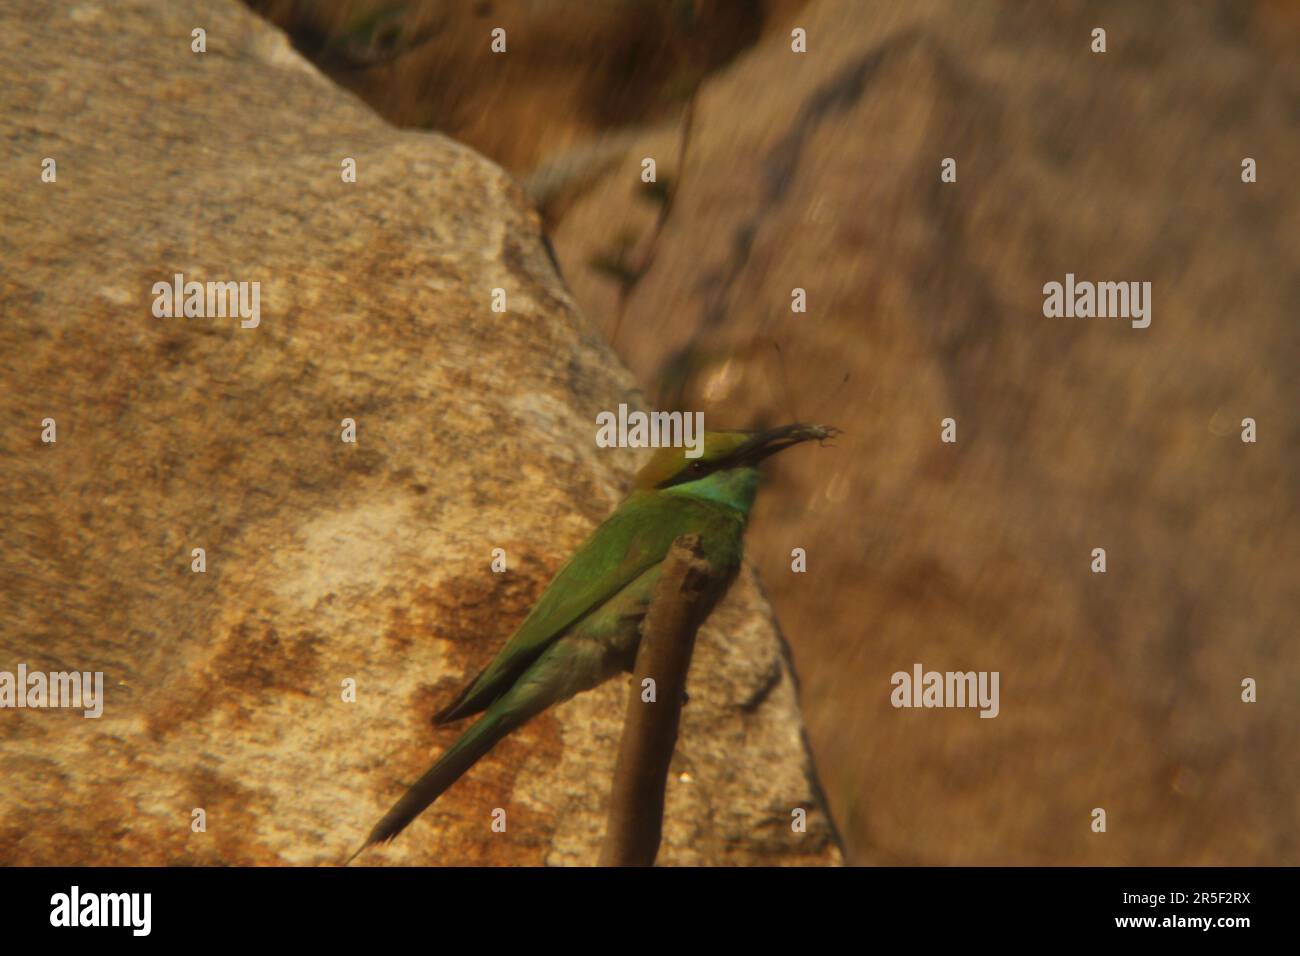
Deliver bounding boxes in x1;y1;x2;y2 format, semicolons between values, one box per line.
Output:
248;0;803;173
0;0;838;866
547;0;1300;863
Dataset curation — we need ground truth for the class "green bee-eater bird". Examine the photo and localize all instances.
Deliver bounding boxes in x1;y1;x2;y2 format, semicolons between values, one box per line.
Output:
352;423;835;857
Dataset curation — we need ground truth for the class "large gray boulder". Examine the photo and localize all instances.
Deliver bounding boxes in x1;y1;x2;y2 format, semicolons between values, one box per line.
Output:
0;0;839;866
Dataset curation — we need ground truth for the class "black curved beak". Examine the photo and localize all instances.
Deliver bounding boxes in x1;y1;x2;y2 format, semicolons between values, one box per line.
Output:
733;424;839;466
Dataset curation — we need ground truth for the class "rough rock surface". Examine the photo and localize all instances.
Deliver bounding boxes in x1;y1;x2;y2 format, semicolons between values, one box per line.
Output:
550;0;1300;863
0;0;839;866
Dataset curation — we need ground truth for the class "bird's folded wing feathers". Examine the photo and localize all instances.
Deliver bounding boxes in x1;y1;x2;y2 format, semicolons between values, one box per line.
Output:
435;492;724;722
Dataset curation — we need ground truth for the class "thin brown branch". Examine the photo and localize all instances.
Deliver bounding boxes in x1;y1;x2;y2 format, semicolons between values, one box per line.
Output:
599;534;712;867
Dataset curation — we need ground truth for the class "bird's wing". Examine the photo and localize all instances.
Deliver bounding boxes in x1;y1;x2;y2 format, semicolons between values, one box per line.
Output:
435;491;727;723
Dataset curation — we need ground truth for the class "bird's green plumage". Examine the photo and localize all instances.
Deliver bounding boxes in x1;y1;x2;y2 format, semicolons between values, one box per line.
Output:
437;474;755;724
354;425;831;855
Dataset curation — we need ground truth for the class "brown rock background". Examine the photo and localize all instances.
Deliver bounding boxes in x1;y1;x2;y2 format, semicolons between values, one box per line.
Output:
247;0;1299;864
550;0;1300;865
247;0;805;173
0;0;838;866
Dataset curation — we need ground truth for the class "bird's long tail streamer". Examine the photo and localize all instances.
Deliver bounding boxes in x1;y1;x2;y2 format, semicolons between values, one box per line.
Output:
345;699;536;864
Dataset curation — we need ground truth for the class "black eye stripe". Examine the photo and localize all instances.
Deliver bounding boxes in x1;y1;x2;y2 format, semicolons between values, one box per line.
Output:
656;458;713;488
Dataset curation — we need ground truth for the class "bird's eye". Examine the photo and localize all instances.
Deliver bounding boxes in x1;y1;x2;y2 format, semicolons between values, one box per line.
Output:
689;460;706;473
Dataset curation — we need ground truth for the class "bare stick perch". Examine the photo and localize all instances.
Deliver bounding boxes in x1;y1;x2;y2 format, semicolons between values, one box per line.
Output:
599;534;713;867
